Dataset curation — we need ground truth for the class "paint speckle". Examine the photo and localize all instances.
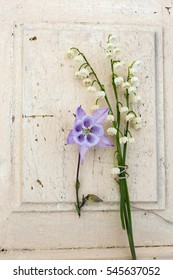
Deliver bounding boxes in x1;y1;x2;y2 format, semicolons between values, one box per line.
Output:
36;179;43;188
165;7;172;14
29;36;37;41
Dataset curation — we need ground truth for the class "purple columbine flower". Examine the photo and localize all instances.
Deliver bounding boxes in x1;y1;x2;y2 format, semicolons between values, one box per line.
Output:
67;106;114;163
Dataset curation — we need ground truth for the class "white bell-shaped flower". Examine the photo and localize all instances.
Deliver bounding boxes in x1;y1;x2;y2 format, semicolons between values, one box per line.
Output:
128;137;135;143
107;127;117;136
109;35;118;44
66;49;75;58
83;78;92;87
73;54;84;62
130;77;140;87
122;82;131;89
111;167;120;176
120;106;129;114
96;91;106;99
114;77;124;86
128;86;137;94
120;136;129;144
87;86;97;93
132;117;142;130
106;115;115;122
91;105;100;111
126;113;135;122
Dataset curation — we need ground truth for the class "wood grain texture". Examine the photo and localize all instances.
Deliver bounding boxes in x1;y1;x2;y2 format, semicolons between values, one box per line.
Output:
13;23;164;211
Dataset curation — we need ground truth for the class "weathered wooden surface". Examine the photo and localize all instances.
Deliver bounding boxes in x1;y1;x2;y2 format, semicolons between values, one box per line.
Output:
1;246;173;260
13;23;164;211
0;0;173;259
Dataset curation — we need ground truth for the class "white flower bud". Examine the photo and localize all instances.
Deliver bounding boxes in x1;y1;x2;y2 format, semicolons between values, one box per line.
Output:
114;77;124;86
122;82;131;89
129;67;137;75
75;68;89;79
133;123;142;130
120;106;129;114
87;86;96;93
96;91;106;99
113;48;121;55
126;113;135;122
106;115;115;122
107;43;115;50
131;94;142;103
132;117;142;129
128;86;137;94
66;49;75;58
83;78;92;87
106;51;113;58
80;68;89;77
75;71;81;78
109;35;118;44
128;137;135;143
120;136;128;144
133;116;142;123
91;105;100;111
130;76;140;87
113;61;125;71
73;54;84;62
107;127;117;136
133;60;143;69
111;167;120;176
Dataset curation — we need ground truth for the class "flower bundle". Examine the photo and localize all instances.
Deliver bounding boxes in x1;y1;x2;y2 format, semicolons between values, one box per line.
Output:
66;34;143;260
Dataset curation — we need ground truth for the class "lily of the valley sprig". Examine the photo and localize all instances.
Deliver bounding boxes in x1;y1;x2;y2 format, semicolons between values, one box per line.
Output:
67;106;113;216
66;34;143;260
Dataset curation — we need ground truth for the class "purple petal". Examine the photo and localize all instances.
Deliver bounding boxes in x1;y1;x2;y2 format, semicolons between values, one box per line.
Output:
97;135;114;147
92;108;109;124
73;120;83;135
78;145;89;164
82;116;94;128
90;124;104;137
75;106;86;121
73;134;85;145
85;133;100;147
67;130;75;144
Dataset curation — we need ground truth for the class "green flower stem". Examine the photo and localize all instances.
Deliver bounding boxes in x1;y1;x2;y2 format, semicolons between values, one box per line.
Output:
110;59;127;230
123;195;137;260
78;62;88;71
75;154;95;217
120;176;136;259
119;180;126;229
123;90;129;163
75;153;81;217
120;90;136;259
111;60;120;128
111;64;136;259
71;48;115;118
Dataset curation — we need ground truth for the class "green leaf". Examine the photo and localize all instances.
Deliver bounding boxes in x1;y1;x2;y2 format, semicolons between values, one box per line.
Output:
74;203;80;216
74;203;79;212
85;194;103;203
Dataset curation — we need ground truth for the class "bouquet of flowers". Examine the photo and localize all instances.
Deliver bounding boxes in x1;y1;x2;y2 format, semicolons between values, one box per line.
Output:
66;35;143;260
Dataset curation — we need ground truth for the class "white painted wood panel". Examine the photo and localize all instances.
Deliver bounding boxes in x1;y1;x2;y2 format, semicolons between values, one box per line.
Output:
13;23;164;211
0;0;172;259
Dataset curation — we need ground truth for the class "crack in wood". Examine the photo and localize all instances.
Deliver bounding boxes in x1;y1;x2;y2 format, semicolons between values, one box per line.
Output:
22;114;54;118
132;206;173;225
1;244;173;253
